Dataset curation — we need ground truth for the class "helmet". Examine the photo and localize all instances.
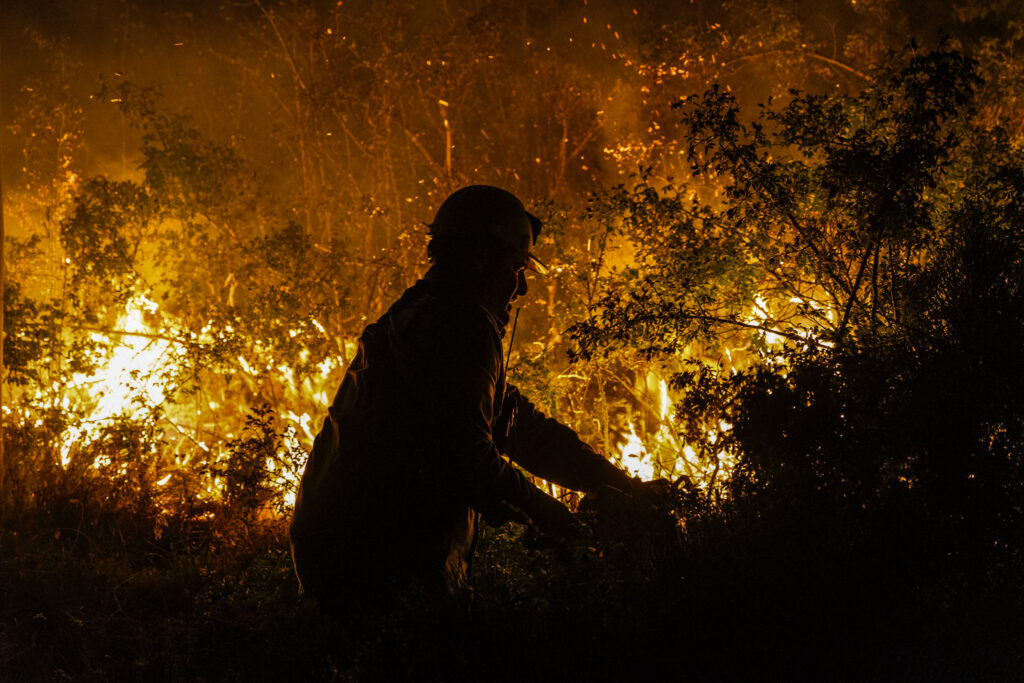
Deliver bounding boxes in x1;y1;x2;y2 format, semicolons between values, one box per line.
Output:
428;185;548;273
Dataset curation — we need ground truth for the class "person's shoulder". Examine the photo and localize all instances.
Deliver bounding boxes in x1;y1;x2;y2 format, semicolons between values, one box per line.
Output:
391;285;499;357
396;283;493;331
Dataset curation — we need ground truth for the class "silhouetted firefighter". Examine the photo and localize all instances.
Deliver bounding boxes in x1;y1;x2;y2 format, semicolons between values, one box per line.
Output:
289;185;639;616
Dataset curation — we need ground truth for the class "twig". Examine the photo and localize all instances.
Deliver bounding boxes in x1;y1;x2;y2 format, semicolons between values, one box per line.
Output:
721;49;870;82
691;311;827;346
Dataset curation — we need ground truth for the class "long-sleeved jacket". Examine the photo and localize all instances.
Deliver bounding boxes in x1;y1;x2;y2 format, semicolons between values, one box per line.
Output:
289;267;629;603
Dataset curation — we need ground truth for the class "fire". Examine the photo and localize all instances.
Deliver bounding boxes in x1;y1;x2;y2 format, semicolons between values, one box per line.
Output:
620;422;656;480
46;291;344;511
35;217;811;512
608;285;820;490
60;294;182;467
42;273;813;514
613;372;694;483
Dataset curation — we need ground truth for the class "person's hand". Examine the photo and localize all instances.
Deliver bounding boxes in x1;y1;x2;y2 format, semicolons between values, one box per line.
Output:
524;491;583;544
477;499;530;528
593;474;671;512
580;477;679;546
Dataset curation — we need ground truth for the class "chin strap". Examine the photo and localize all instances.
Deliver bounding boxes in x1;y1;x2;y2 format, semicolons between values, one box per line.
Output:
496;307;521;454
504;307;520;379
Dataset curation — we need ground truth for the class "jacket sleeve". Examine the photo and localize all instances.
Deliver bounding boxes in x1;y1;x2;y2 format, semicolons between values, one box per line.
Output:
504;383;634;494
390;305;544;512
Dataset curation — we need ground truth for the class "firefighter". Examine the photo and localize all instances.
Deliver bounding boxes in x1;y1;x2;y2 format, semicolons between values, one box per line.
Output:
289;185;637;616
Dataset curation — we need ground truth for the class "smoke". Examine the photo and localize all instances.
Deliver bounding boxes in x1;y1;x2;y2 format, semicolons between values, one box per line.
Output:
2;0;1003;204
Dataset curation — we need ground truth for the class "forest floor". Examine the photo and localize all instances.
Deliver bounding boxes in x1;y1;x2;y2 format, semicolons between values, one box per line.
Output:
2;515;1022;682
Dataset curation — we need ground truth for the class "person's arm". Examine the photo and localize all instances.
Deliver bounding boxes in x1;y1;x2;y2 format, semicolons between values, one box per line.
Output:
391;305;571;529
503;383;634;494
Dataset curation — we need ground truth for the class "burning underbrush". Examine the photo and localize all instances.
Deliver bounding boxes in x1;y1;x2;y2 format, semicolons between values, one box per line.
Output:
1;288;737;534
2;235;764;535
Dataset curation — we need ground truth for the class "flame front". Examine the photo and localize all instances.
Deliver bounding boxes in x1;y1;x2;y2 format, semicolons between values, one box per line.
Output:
44;288;796;507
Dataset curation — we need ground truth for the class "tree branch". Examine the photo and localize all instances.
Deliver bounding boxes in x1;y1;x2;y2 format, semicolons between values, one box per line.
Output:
64;324;184;345
721;49;870;82
837;239;876;343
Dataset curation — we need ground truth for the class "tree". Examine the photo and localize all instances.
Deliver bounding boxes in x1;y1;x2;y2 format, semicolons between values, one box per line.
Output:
571;43;1024;581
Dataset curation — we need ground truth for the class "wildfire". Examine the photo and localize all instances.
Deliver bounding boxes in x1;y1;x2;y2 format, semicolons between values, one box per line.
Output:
613;371;708;484
60;294;182;467
51;291;749;508
48;293;344;510
38;257;823;516
608;284;825;489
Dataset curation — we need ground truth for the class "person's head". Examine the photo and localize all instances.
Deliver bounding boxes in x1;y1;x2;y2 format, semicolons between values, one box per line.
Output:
427;185;545;314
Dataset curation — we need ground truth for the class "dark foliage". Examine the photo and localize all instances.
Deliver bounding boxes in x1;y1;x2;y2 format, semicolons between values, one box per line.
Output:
565;42;1024;680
